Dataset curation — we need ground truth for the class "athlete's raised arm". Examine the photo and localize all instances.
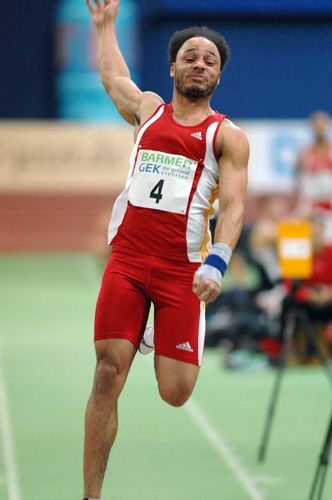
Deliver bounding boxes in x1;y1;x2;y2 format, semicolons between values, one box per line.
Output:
193;121;249;303
86;0;162;124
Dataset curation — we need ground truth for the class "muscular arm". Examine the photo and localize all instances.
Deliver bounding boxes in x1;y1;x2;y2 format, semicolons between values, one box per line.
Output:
214;121;249;248
87;0;162;124
97;16;141;124
193;121;249;303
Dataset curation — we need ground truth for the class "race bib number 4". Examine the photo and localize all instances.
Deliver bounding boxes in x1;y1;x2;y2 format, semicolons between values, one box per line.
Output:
128;149;198;214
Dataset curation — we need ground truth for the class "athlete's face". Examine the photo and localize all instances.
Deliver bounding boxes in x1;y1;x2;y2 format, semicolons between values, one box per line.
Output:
310;112;330;142
170;37;221;100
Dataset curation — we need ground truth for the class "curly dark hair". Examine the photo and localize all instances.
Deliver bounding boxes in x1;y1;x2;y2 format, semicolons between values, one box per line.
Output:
168;26;230;72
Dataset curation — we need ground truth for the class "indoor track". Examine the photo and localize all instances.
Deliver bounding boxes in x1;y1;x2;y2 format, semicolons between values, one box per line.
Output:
0;254;331;500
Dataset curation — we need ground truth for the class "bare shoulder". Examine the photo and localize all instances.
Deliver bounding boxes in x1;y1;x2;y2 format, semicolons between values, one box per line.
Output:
218;118;250;158
139;91;164;125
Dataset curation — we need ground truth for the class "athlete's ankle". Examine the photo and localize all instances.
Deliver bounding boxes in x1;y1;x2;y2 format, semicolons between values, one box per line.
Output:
83;497;101;500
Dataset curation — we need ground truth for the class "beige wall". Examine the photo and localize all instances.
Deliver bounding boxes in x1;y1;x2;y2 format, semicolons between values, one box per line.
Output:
0;122;134;251
0;122;133;193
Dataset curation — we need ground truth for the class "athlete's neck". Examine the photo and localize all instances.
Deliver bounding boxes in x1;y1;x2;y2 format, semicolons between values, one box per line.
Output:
171;94;214;126
313;136;329;155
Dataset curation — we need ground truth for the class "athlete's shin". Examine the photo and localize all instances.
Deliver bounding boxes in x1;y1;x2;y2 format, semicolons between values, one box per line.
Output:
83;359;122;497
83;392;118;498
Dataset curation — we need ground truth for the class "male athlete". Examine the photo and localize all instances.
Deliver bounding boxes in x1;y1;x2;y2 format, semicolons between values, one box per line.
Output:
83;1;249;499
295;111;332;215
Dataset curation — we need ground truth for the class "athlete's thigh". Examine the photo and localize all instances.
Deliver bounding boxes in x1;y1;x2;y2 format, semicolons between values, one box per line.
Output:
154;354;200;395
150;257;205;366
94;338;137;397
94;251;151;348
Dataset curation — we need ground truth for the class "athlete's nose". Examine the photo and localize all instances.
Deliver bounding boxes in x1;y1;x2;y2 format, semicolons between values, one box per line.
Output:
193;58;205;71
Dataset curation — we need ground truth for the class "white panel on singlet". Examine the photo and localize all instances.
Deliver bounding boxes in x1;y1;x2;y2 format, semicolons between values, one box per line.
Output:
198;302;206;366
108;106;165;244
186;121;220;262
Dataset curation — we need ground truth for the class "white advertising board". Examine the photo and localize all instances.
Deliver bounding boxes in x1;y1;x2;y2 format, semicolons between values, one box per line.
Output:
238;120;314;194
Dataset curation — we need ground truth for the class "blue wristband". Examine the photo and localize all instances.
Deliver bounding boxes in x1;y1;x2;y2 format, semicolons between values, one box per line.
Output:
204;254;228;276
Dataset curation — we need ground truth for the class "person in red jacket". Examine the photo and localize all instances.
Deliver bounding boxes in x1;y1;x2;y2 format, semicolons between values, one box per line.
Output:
295;111;332;246
295;111;332;215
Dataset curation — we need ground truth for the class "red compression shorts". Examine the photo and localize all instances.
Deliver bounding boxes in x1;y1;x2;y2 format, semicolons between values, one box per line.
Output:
94;249;206;365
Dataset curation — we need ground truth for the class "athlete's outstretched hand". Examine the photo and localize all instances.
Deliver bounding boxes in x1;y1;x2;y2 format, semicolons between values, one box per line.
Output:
192;275;221;304
86;0;119;28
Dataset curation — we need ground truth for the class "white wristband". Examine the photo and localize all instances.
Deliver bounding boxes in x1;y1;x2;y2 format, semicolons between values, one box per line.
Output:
212;242;232;265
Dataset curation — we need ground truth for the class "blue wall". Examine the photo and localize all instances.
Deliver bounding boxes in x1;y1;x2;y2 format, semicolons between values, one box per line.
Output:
0;0;56;118
140;17;332;119
55;0;140;121
0;1;331;119
142;0;332;16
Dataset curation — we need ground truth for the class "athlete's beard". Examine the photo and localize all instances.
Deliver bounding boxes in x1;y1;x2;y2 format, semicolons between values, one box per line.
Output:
174;72;219;100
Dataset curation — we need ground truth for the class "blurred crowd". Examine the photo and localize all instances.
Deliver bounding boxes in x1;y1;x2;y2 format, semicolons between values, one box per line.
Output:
206;111;332;370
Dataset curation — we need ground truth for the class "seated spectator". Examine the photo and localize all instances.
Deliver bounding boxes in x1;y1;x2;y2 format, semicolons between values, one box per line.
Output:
283;213;332;362
248;195;289;344
205;246;270;370
248;194;289;287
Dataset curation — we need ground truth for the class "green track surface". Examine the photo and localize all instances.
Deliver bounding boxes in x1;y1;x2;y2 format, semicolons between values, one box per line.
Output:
0;254;331;500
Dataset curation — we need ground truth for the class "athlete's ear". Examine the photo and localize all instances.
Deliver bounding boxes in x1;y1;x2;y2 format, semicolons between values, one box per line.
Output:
217;73;221;85
170;62;175;78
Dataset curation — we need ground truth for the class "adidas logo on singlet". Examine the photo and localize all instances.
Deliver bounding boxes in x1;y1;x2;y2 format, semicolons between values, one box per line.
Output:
191;131;202;140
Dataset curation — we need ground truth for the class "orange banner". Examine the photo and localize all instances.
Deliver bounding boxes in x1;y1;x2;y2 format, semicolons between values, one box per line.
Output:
277;220;312;279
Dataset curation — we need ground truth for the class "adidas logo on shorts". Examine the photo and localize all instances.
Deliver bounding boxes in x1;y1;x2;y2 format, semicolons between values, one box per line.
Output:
176;341;194;352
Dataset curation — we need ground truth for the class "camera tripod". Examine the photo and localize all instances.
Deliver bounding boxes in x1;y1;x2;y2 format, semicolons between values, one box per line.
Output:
257;282;332;499
308;406;332;500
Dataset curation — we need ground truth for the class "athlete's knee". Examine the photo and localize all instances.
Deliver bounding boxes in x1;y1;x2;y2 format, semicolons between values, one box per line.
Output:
158;383;193;408
93;359;121;399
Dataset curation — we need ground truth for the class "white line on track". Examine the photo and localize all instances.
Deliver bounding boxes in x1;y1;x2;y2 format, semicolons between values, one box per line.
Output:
185;398;265;500
0;339;22;500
